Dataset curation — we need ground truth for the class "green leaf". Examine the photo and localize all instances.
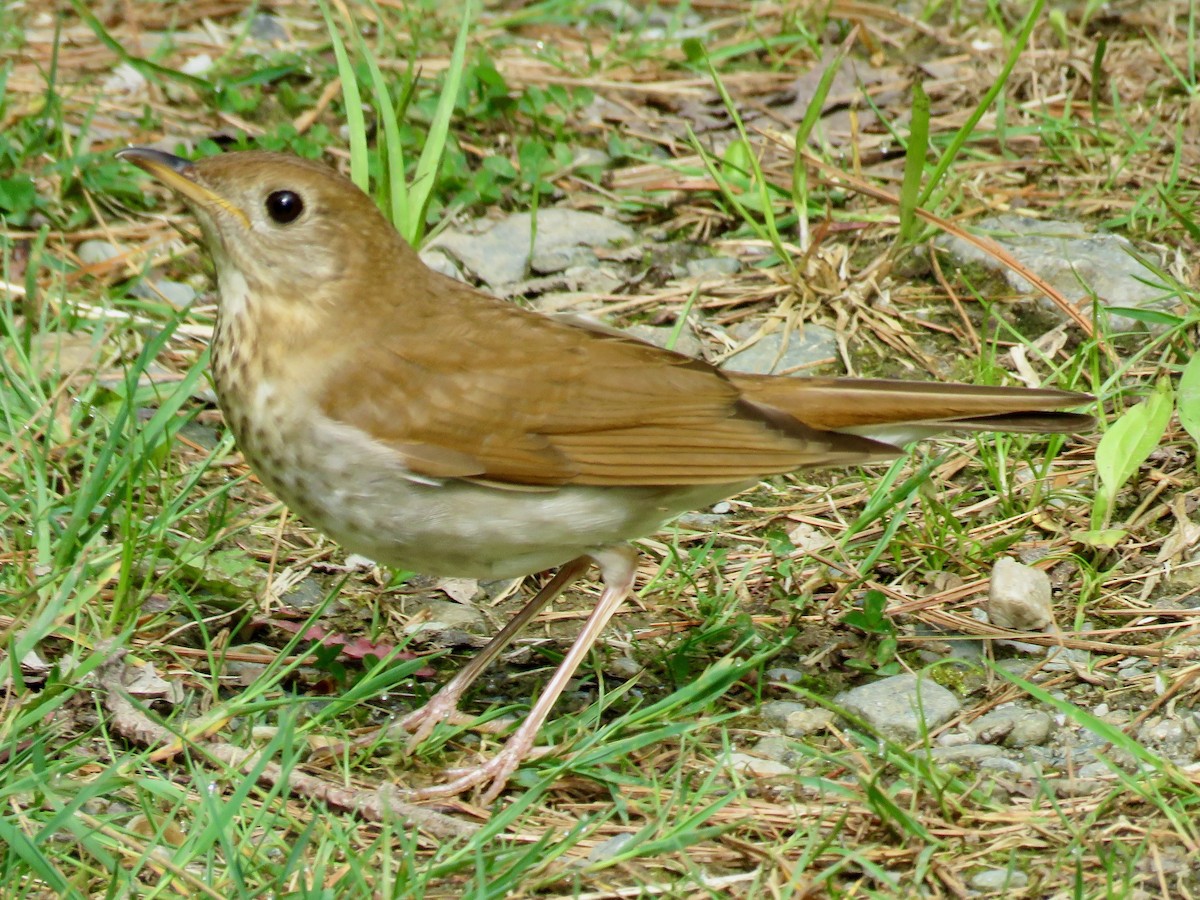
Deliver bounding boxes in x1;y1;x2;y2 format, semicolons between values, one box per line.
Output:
0;177;36;217
1103;306;1184;327
843;589;891;634
1092;383;1173;527
1179;354;1200;449
1071;528;1128;549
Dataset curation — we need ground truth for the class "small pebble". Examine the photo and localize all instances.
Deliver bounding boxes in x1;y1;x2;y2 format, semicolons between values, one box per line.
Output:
930;743;1005;764
978;756;1023;775
685;255;740;278
760;700;808;728
249;13;290;44
78;239;120;266
724;752;792;778
586;832;637;864
783;708;836;736
181;54;213;76
753;736;794;763
835;674;962;743
604;655;641;679
988;557;1054;631
134;278;196;307
970;868;1028;890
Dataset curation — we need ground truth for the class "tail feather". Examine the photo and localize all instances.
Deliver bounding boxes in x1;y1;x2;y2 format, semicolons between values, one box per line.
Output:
732;375;1093;449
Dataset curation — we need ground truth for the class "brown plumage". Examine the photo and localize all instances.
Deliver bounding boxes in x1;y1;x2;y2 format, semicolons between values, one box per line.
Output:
118;147;1092;802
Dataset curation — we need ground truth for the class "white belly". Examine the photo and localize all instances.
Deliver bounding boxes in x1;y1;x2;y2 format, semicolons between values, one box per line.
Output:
233;399;741;579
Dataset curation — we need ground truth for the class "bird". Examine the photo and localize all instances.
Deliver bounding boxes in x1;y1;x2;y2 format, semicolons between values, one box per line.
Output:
117;146;1093;803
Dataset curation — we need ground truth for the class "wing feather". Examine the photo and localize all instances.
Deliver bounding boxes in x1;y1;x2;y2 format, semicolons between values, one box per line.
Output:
315;268;1089;487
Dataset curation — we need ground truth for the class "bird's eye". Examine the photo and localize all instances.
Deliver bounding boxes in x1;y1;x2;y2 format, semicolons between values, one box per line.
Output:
265;190;304;224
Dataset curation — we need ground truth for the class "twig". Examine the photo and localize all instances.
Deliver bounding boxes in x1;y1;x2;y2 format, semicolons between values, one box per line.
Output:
97;652;479;840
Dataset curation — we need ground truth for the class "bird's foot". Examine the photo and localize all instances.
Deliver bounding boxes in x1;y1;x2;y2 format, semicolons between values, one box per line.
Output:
403;736;537;804
398;692;488;750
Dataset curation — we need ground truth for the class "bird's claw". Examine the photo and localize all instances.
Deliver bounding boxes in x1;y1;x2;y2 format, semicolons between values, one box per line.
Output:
402;745;524;804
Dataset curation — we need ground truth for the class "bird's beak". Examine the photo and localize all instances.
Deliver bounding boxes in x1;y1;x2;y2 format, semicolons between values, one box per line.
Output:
117;147;249;227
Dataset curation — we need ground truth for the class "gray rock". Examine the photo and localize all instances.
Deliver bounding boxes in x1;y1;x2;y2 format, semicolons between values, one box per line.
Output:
1077;761;1113;779
180;54;213;77
403;598;487;635
1048;777;1107;797
624;323;704;358
586;0;706;36
752;735;794;763
1008;711;1053;747
971;706;1053;747
993;656;1051;680
531;244;598;274
766;667;806;684
418;248;466;281
561;263;624;294
1040;646;1090;671
929;743;1005;764
935;214;1180;332
835;674;961;743
913;621;985;663
978;756;1024;775
102;62;147;97
685;256;741;279
132;277;196;308
1003;710;1051;748
724;751;793;778
783;708;837;737
674;512;729;530
604;655;641;679
585;832;637;864
761;700;808;728
430;208;634;287
78;239;120;266
281;577;329;610
969;868;1028;891
988;557;1054;631
585;0;640;23
936;728;976;747
249;13;290;44
1137;715;1199;760
723;322;838;375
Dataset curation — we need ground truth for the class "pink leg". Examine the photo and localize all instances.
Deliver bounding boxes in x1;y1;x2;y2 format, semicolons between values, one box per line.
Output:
399;556;592;747
406;544;639;803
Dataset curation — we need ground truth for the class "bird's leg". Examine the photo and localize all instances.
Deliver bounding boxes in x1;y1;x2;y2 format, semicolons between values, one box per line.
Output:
398;555;593;748
406;544;639;803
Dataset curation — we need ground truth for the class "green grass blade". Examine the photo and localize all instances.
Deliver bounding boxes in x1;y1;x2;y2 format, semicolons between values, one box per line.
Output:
918;0;1044;206
408;1;476;245
318;0;369;193
898;80;930;243
345;1;409;233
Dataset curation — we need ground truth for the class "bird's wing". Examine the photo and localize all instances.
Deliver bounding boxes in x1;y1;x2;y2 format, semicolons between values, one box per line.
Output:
316;271;1090;487
315;278;896;486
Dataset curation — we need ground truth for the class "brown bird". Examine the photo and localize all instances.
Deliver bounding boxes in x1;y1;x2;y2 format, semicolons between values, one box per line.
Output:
118;147;1092;802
